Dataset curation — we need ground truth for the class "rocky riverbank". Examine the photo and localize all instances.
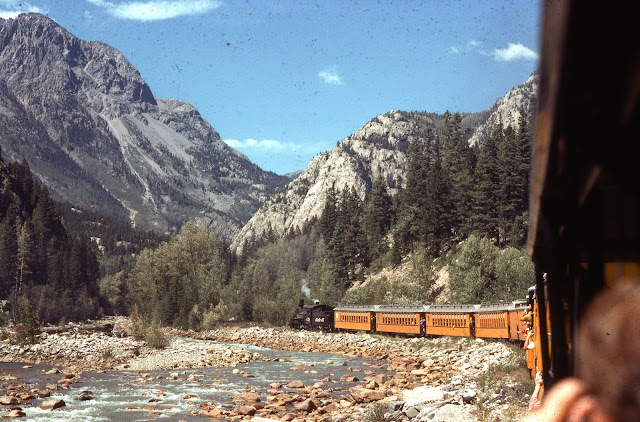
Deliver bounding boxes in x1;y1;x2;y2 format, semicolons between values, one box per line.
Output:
173;326;532;421
0;321;532;421
0;318;256;373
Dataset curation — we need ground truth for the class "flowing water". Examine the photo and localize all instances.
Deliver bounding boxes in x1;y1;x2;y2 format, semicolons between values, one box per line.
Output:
1;340;390;421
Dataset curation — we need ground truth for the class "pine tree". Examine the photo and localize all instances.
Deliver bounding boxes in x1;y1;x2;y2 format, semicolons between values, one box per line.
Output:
470;124;502;240
497;123;524;245
330;185;367;282
392;139;429;256
0;218;19;297
422;141;452;255
16;221;36;290
319;183;338;242
362;174;393;260
441;112;475;238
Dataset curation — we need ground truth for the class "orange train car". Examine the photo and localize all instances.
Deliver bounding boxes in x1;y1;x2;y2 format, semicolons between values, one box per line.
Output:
332;301;530;341
424;305;474;337
375;306;424;335
473;301;528;340
333;305;376;332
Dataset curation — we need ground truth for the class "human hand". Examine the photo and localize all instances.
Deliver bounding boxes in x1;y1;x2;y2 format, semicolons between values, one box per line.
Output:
521;378;588;422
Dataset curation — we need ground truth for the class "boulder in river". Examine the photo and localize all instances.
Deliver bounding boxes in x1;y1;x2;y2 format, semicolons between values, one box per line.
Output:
0;396;19;406
74;391;94;401
232;392;260;403
2;408;26;418
235;405;256;416
39;399;66;410
285;380;305;389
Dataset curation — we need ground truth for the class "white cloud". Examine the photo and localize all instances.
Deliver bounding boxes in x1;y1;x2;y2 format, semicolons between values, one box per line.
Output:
318;69;344;85
87;0;221;21
87;0;115;6
449;40;537;62
0;0;47;19
224;138;288;150
493;43;538;61
84;10;94;20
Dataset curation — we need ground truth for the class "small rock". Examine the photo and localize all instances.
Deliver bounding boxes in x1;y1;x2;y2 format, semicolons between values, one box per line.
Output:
232;392;260;403
235;405;256;416
295;398;317;412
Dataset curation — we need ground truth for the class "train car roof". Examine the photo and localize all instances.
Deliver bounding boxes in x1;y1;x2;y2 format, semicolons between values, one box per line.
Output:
375;305;425;313
334;305;378;312
426;304;480;313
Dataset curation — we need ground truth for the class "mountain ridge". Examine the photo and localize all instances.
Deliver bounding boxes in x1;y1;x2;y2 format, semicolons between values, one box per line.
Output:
0;13;289;238
231;75;538;251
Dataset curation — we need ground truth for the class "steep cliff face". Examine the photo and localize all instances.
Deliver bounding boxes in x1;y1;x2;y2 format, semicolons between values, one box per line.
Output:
0;14;288;237
468;73;538;146
231;76;538;251
231;110;431;250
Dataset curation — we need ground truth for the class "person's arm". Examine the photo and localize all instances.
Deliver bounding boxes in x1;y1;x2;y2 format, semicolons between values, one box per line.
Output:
524;330;534;349
528;372;544;411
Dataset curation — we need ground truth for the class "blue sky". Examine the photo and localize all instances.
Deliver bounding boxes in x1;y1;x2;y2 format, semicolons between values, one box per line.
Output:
1;0;541;175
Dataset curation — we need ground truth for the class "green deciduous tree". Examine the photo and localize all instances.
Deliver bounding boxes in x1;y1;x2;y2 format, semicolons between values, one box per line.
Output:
448;235;500;304
126;223;232;329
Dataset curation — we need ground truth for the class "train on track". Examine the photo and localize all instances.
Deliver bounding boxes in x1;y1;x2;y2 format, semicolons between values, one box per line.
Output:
289;294;540;376
289;293;534;342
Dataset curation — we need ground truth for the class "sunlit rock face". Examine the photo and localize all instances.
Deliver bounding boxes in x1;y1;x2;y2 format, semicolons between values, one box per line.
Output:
231;74;538;251
468;73;538;147
0;13;288;237
231;110;416;250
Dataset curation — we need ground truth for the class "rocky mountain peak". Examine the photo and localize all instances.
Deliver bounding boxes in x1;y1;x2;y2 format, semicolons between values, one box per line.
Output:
468;73;538;146
1;13;156;120
0;14;288;238
230;110;425;250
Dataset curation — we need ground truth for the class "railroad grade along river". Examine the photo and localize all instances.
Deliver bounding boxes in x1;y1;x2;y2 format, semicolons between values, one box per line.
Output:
1;338;392;421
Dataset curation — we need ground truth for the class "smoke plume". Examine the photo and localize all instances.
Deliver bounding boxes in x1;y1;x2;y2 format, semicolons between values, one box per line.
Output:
300;278;312;300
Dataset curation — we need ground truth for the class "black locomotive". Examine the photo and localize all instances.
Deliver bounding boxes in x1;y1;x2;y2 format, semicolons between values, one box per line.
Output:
288;299;335;331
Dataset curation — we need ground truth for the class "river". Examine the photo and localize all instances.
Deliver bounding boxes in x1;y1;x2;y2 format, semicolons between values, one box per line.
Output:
1;339;391;421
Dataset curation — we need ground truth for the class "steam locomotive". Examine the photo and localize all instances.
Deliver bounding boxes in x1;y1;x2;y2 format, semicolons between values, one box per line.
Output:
289;299;335;331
